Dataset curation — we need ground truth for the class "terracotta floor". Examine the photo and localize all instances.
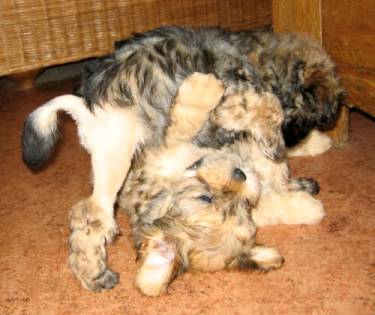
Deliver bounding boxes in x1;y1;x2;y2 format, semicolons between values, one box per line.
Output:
0;79;374;315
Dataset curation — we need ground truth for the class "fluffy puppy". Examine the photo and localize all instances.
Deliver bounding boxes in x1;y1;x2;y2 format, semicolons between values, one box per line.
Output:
119;72;325;296
21;26;339;291
118;73;283;296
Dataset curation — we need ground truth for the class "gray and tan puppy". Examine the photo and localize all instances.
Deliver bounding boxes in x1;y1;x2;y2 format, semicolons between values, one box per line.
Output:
117;73;284;296
117;73;323;296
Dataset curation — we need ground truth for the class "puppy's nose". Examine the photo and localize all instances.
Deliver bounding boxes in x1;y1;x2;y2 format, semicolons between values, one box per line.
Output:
233;168;247;182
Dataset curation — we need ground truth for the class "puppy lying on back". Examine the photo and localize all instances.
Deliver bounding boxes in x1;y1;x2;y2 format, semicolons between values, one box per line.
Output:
109;72;322;296
116;73;284;296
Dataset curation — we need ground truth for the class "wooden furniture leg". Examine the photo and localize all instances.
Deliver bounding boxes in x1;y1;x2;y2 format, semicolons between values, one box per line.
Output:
327;106;349;148
7;69;41;90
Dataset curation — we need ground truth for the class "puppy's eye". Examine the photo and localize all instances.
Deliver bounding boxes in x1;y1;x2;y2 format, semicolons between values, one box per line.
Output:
198;195;213;203
187;157;204;170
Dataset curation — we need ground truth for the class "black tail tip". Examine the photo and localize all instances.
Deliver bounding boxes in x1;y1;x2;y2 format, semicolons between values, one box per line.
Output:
21;118;56;170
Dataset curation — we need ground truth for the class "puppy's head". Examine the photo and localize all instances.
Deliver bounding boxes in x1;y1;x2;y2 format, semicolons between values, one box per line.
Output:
179;151;260;214
253;33;345;147
281;61;345;147
140;152;259;264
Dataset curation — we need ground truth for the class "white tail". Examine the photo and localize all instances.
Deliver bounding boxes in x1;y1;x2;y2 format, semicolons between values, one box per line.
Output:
22;94;91;169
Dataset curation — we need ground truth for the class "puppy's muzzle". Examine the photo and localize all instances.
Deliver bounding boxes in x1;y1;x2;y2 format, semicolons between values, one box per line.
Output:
233;168;247;182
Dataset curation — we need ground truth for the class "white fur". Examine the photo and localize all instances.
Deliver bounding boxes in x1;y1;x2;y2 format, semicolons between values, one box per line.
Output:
250;246;282;263
30;94;146;218
154;144;208;179
252;190;326;227
136;239;176;297
30;95;91;138
287;130;332;157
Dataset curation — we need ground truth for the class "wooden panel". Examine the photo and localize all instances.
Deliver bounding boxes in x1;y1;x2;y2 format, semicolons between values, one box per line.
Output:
322;0;375;116
327;105;349;147
272;0;322;43
339;66;375;117
322;0;375;71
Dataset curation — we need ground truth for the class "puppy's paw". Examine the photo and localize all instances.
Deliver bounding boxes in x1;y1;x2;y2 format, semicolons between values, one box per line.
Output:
85;269;119;292
249;92;285;161
69;246;119;292
289;177;320;195
135;235;180;297
234;246;284;271
178;72;224;110
281;191;326;225
253;191;326;227
68;199;119;291
249;246;284;271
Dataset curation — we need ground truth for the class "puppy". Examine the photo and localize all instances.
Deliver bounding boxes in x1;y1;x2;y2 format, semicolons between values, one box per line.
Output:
22;26;339;291
118;72;324;296
117;73;283;296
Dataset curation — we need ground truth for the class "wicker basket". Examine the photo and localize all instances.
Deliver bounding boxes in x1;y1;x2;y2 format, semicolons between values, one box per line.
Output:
0;0;271;76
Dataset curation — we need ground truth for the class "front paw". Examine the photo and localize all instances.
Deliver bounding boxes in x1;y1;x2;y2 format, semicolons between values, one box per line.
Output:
289;177;320;195
69;247;119;291
249;246;285;272
68;199;119;291
179;73;224;110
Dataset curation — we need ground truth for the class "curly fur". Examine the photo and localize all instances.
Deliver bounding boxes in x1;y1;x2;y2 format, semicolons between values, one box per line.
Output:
77;26;344;147
21;26;340;292
119;73;285;296
118;73;325;296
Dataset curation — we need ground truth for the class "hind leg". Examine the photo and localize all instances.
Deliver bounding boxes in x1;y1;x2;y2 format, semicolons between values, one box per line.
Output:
69;199;119;291
135;233;182;296
69;106;144;291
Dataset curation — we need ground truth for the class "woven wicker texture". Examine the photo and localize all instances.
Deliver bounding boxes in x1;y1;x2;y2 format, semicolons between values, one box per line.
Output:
0;0;271;76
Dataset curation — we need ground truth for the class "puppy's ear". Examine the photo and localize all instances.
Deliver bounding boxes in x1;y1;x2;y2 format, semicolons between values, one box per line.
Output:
303;65;344;129
142;190;174;223
211;91;286;161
